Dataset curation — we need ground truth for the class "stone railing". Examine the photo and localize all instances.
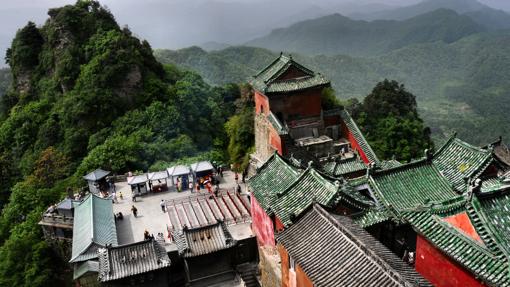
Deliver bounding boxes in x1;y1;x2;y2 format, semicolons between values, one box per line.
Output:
40;213;74;225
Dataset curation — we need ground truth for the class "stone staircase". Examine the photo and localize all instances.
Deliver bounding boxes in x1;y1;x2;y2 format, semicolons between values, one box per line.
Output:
236;263;261;287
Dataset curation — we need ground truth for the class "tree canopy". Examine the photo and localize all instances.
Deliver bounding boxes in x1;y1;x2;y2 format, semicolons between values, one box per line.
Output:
354;80;434;162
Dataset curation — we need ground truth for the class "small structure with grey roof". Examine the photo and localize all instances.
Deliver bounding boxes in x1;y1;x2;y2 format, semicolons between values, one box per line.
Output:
148;170;169;192
167;165;192;190
128;174;149;196
84;168;111;194
190;161;215;181
97;238;171;286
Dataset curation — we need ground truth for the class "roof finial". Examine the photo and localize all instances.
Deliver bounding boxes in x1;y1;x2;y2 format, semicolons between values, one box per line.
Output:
289;54;293;60
280;51;283;56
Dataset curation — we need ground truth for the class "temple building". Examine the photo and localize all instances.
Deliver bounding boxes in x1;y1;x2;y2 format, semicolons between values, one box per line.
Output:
277;204;430;287
248;54;510;287
250;53;378;171
249;133;510;287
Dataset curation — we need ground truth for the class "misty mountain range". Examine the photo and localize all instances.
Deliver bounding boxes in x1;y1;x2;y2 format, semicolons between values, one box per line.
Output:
1;0;510;67
2;0;510;145
153;0;510;145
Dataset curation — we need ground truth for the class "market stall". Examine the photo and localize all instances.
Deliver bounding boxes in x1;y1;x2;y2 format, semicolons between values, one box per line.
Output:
148;170;169;192
127;174;149;197
167;165;191;191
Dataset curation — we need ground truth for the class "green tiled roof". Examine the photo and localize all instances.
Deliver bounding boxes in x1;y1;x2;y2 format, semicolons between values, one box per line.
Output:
480;177;510;194
272;168;340;227
347;175;369;188
70;194;118;263
339;110;379;164
265;74;330;93
321;156;366;177
433;136;493;192
352;208;394;228
248;153;300;213
378;160;402;170
402;208;510;287
267;112;288;135
477;193;510;255
251;54;330;94
369;160;459;212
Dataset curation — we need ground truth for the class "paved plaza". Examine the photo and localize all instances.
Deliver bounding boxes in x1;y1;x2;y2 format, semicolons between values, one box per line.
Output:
112;170;251;249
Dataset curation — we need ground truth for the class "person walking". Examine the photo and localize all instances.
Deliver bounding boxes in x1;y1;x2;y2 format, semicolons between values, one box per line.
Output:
234;172;239;183
131;205;138;217
160;199;166;212
214;184;220;197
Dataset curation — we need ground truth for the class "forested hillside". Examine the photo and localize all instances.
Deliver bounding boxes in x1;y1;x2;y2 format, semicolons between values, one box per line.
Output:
0;68;10;115
246;9;486;56
155;31;510;145
0;2;247;286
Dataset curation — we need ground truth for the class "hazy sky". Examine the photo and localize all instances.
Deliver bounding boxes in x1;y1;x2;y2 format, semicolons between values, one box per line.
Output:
0;0;509;67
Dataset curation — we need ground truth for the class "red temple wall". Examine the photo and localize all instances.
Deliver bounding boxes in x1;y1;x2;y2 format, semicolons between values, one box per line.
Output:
443;212;482;242
295;264;314;287
340;120;370;164
323;115;341;127
250;195;275;247
269;89;322;121
415;235;484;287
269;128;284;156
278;244;314;287
278;244;291;287
275;216;285;232
255;91;270;115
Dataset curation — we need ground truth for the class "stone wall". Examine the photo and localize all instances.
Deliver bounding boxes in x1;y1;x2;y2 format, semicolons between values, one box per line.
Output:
259;246;281;287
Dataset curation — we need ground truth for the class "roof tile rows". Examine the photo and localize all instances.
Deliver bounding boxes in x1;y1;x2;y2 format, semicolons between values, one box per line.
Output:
70;194;118;263
272;168;340;226
173;221;236;258
477;193;510;255
433;137;493;191
340;110;379;164
248;153;300;213
251;54;330;94
277;204;431;287
369;160;459;211
97;239;170;282
321;156;366;177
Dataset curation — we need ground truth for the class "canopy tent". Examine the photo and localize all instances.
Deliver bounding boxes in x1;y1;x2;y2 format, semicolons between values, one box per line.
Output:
83;169;111;194
167;165;192;191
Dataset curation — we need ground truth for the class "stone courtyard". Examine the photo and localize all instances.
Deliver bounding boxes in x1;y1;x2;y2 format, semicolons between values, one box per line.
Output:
112;170;251;249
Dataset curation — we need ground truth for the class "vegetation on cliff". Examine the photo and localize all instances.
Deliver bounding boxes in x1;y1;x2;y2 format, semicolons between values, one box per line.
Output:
0;2;245;285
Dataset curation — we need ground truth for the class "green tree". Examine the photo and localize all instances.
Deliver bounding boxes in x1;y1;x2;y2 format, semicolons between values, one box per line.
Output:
357;80;433;161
